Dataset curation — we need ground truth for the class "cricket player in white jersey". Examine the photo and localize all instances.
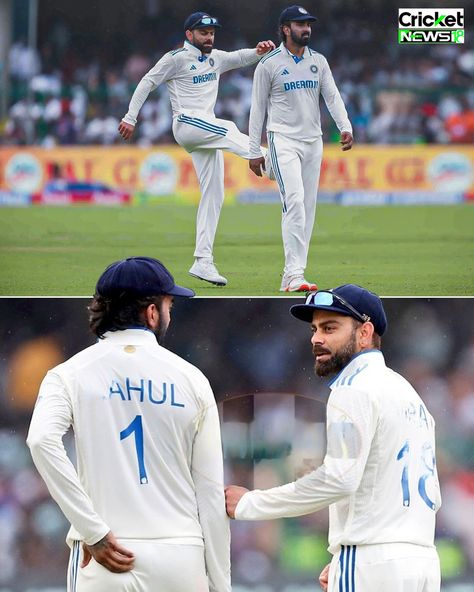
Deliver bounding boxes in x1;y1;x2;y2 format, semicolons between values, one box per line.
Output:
119;13;275;287
248;5;354;292
226;284;441;592
27;256;231;592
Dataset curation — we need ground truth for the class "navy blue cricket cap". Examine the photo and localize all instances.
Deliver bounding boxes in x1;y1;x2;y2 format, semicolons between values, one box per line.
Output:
96;257;195;298
290;284;387;336
184;12;221;31
279;5;317;25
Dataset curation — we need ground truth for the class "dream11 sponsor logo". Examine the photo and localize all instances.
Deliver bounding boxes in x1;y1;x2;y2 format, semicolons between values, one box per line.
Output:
398;8;464;44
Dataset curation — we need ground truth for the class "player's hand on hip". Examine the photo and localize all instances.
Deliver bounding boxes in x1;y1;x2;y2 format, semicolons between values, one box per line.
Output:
249;157;265;177
118;120;135;141
340;131;353;151
81;531;135;573
318;563;330;591
225;485;249;518
256;40;276;55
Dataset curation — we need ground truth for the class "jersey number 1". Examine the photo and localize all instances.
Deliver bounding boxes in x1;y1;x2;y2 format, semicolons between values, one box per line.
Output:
120;415;148;484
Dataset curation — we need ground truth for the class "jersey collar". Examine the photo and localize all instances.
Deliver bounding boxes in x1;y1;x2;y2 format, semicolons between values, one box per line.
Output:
184;40;210;60
282;42;311;63
101;328;158;345
328;349;385;390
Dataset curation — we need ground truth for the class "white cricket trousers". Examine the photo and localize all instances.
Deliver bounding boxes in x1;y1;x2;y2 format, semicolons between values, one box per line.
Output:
67;540;209;592
328;543;441;592
268;131;323;277
172;110;252;260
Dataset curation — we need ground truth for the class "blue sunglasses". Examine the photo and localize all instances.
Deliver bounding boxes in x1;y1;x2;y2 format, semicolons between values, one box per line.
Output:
305;290;371;324
192;16;219;28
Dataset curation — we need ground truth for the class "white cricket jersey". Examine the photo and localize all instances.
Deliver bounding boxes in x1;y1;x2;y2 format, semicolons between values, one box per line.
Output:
123;41;260;124
27;328;230;592
249;43;352;158
235;350;441;553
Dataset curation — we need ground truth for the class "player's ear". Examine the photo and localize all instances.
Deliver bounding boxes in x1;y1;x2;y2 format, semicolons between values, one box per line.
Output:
144;303;159;330
359;321;375;349
185;29;193;43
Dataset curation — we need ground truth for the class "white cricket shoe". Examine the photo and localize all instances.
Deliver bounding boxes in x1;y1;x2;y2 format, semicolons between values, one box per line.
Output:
189;259;227;286
280;274;317;292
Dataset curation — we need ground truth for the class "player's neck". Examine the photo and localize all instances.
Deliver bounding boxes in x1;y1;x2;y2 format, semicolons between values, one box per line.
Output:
284;40;305;58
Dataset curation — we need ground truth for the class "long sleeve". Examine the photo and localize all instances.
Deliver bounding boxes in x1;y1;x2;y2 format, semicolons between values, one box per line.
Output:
235;386;378;520
320;56;352;134
248;62;271;159
122;53;176;125
192;383;231;592
26;371;110;545
218;48;260;74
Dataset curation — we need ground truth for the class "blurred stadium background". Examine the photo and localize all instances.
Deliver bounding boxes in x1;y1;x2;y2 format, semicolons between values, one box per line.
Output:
1;297;474;591
0;0;473;207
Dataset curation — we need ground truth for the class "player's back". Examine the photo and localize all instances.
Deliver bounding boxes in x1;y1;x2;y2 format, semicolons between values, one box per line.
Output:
328;352;441;551
55;329;214;543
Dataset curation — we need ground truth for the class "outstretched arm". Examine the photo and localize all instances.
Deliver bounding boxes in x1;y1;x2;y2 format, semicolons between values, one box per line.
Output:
227;386;377;521
218;40;275;73
119;52;176;140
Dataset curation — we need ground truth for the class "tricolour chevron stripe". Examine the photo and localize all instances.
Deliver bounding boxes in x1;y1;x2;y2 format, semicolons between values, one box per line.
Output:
177;116;227;137
261;48;282;64
170;47;187;56
339;545;357;592
179;115;227;134
268;132;286;210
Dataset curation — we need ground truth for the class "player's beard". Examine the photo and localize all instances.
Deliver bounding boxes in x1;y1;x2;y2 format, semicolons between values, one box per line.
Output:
290;29;311;47
154;323;168;345
191;33;213;54
313;327;358;377
153;302;170;345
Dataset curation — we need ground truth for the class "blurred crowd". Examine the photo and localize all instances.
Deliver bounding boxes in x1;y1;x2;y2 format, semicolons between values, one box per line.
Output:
2;8;474;147
0;298;474;590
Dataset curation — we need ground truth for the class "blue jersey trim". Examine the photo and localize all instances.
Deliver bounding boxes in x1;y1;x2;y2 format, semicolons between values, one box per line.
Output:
338;545;357;592
170;47;187;56
339;545;345;592
123;325;155;333
347;363;368;386
351;545;356;591
345;546;350;592
177;116;227;136
69;540;80;592
328;349;382;387
268;132;286;207
261;48;281;63
179;115;227;133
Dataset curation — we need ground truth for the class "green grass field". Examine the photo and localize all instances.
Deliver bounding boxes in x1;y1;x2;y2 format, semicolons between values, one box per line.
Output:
0;204;473;296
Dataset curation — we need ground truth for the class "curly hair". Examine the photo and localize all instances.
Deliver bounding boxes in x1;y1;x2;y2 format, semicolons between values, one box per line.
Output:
88;294;164;338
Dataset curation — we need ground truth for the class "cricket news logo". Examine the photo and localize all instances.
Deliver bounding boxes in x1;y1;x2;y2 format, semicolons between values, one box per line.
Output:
398;8;464;44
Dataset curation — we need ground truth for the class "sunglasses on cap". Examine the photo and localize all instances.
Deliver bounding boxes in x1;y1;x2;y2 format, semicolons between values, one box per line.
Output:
191;16;219;28
304;290;371;324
